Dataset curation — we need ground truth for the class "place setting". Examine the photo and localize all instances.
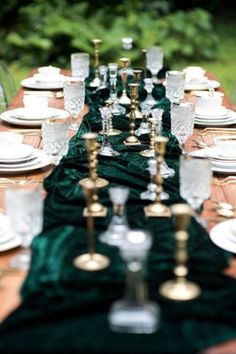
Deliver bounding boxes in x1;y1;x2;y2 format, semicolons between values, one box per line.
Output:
193;90;236;126
0;141;52;173
21;65;71;90
190;134;236;173
0;95;70;127
183;66;220;91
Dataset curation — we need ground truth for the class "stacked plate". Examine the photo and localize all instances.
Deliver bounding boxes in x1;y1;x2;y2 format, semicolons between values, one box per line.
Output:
194;108;236;127
190;147;236;173
0;213;21;252
210;219;236;253
0;107;70;127
184;79;220;91
0;143;52;173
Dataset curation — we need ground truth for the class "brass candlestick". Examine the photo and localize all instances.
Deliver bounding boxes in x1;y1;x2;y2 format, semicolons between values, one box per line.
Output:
139;117;155;157
124;83;141;146
89;39;102;88
126;69;142;119
99;99;121;136
142;49;147;79
79;132;109;190
119;57;131;105
74;185;110;271
144;136;170;217
159;204;201;300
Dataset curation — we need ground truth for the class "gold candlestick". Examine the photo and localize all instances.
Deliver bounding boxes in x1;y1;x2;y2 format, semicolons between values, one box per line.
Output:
126;69;142;119
89;39;102;88
124;83;141;146
142;49;147;79
139;117;155;157
99;99;121;136
79;132;109;190
74;185;110;271
119;57;131;105
159;204;201;300
144;136;170;217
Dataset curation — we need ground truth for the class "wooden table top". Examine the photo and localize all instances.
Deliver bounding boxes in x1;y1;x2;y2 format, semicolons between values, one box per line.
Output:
0;71;236;354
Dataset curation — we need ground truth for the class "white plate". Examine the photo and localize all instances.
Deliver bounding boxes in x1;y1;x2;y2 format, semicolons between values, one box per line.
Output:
12;107;58;121
0;149;52;173
205;147;236;161
0;108;70;127
0;152;39;169
194;116;236;127
0;213;10;239
0;143;33;161
0;132;23;145
190;149;236;173
195;108;230;119
185;80;220;91
21;77;65;90
0;234;21;252
210;219;236;253
0;150;38;164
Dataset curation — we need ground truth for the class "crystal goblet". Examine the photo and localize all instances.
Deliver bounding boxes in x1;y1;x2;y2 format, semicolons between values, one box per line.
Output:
64;80;85;131
146;46;163;84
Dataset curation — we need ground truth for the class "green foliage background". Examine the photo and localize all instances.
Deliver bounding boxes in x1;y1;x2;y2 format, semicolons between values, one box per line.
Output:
0;0;218;68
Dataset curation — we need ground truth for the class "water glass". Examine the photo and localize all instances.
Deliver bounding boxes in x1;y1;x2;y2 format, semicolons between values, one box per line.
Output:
180;155;212;210
42;117;69;165
165;70;185;103
64;80;85;131
5;180;44;270
71;52;90;80
146;47;163;83
171;102;195;146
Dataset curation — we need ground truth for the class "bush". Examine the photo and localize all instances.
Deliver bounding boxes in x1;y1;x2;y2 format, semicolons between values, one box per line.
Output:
0;0;219;68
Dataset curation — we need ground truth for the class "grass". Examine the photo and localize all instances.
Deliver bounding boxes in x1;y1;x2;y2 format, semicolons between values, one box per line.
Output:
9;15;236;103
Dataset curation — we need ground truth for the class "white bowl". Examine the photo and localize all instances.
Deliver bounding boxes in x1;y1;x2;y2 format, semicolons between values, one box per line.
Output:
196;92;224;112
37;65;61;75
183;66;206;83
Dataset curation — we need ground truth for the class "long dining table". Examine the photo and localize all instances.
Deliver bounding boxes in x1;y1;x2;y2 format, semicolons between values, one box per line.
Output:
0;68;236;353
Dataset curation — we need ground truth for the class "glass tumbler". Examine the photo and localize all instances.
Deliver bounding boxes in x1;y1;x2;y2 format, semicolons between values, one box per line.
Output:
171;102;195;147
42;117;69;165
5;180;44;270
71;52;90;80
64;80;85;131
166;70;185;103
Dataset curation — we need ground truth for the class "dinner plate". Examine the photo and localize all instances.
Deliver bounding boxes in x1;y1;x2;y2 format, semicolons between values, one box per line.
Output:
190;148;236;173
0;108;70;127
195;108;230;119
194;115;236;127
0;143;33;161
205;147;236;161
0;233;21;252
0;153;39;169
0;213;10;239
0;150;38;164
0;149;52;173
210;219;236;253
12;107;58;121
21;77;65;90
185;80;220;91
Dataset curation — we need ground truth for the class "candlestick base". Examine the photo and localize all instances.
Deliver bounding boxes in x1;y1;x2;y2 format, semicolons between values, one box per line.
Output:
83;205;107;217
159;279;201;301
139;149;155;158
99;129;121;136
144;202;170;217
79;177;109;189
74;253;110;271
123;136;141;145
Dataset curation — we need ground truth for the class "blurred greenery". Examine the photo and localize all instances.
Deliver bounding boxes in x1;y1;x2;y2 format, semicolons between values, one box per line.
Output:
0;0;234;102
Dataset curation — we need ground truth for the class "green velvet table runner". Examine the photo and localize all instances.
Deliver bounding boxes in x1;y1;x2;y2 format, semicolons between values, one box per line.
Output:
0;73;236;354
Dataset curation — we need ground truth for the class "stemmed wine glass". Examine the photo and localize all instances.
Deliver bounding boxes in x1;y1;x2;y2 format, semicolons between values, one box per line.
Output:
146;46;163;84
179;155;212;227
99;106;120;157
5;180;44;270
108;63;126;116
64;80;85;131
140;78;156;108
